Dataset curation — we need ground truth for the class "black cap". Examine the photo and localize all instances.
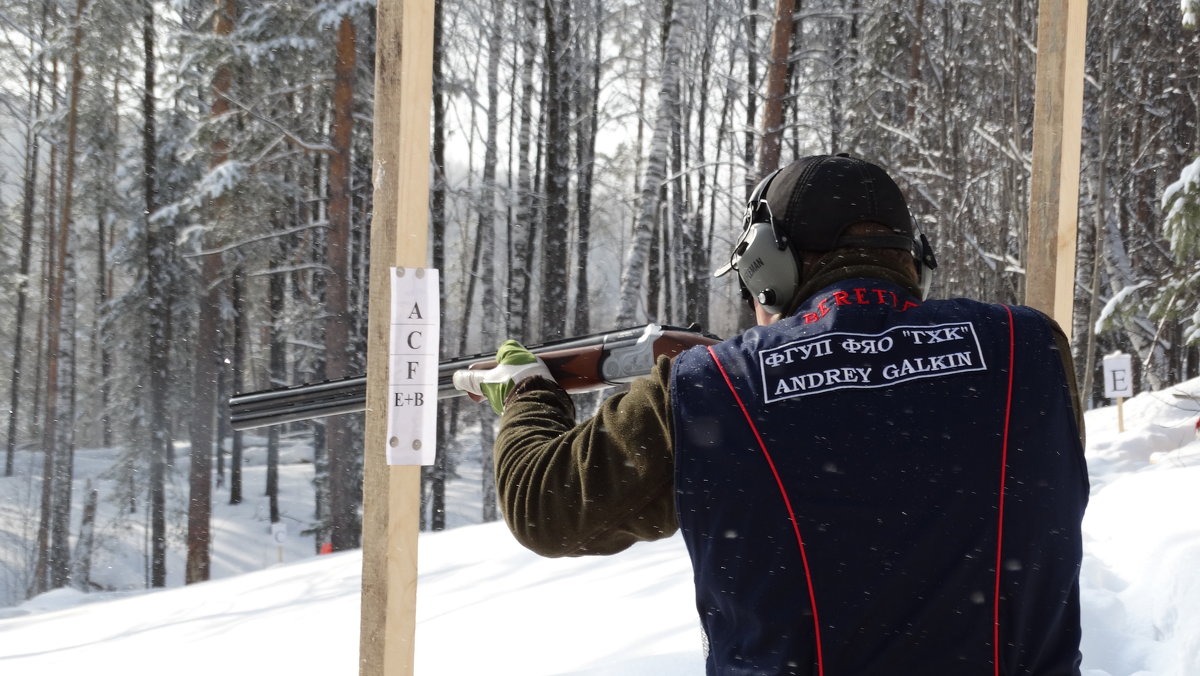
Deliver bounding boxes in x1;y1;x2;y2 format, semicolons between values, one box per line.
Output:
765;154;914;251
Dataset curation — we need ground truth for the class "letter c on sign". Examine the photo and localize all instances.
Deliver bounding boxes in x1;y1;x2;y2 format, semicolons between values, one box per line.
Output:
407;331;422;350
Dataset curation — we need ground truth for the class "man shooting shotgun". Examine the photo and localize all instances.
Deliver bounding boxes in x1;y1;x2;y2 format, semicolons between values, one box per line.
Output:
228;323;718;431
453;155;1088;675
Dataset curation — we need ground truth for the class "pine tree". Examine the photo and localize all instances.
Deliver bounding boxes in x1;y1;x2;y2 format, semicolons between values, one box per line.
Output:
36;0;89;593
187;0;238;585
325;9;360;551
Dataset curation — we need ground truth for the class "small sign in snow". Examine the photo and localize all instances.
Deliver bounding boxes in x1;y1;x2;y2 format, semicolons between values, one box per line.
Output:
1103;352;1133;399
386;267;439;466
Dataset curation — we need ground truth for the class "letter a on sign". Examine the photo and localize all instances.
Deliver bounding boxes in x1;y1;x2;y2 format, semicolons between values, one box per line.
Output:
386;267;439;465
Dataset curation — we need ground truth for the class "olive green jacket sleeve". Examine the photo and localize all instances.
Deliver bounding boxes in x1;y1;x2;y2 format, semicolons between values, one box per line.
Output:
492;355;679;558
489;310;1084;559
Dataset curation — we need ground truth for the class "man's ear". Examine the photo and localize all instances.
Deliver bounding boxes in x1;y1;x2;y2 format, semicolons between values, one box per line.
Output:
753;298;780;326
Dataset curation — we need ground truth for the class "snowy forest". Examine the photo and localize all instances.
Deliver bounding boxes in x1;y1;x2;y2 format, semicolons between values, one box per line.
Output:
0;0;1198;603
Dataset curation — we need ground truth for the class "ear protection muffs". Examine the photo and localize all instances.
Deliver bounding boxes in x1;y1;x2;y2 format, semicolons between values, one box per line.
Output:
715;169;801;315
734;221;801;315
915;231;937;299
715;163;940;311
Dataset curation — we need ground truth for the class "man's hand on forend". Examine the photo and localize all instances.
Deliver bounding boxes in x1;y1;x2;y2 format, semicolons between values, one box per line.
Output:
451;340;553;414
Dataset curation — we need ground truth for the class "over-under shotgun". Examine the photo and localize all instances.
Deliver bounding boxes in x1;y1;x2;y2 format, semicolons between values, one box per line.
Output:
229;323;720;430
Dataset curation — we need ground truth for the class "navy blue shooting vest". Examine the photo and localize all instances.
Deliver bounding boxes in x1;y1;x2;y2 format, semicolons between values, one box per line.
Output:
671;279;1087;676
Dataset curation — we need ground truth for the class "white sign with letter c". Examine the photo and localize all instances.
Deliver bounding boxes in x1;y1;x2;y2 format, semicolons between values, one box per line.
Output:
386;267;439;466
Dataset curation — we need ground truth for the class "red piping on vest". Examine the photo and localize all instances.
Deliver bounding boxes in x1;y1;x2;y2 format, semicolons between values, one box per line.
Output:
993;305;1016;676
708;306;1016;675
707;345;826;676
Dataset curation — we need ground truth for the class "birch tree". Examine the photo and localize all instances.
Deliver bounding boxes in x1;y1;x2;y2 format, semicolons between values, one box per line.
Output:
615;0;695;326
506;0;540;336
4;0;49;479
478;0;503;522
539;0;572;340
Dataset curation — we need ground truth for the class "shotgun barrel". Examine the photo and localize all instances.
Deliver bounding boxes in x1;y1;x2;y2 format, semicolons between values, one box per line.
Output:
229;322;720;431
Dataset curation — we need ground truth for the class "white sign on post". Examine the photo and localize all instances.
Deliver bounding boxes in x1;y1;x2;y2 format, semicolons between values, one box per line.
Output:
270;522;288;564
386;267;439;466
1103;352;1133;399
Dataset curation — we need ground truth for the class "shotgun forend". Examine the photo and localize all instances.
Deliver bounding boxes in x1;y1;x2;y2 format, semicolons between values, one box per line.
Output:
229;322;720;431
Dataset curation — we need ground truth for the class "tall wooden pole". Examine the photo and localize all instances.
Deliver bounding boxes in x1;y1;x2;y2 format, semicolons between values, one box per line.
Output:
1025;0;1089;340
757;0;796;175
361;0;434;674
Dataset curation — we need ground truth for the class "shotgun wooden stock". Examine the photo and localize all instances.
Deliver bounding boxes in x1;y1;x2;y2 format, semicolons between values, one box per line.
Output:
230;323;719;430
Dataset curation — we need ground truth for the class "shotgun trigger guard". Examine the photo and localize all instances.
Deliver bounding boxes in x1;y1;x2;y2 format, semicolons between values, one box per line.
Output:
599;323;663;384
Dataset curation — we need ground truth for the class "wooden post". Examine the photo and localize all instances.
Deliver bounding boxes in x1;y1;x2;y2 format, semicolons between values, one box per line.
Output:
1025;0;1089;340
360;1;435;674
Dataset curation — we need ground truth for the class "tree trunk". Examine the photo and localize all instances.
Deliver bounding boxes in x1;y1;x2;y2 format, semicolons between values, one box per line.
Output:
186;227;219;584
667;22;689;325
744;0;760;199
267;234;287;527
95;69;121;451
539;0;571;340
431;0;447;278
688;3;715;327
440;210;490;529
33;50;59;596
215;323;229;488
227;266;246;497
479;408;497;522
615;0;695;326
141;0;169;588
69;482;98;591
188;0;237;585
479;0;502;521
829;11;846;153
325;13;359;551
302;140;328;541
508;0;538;337
648;209;662;320
629;15;649;305
1081;20;1112;408
758;0;796;174
50;233;78;590
737;0;761;331
428;0;448;533
571;0;601;335
907;0;926;127
5;0;49;478
38;0;87;593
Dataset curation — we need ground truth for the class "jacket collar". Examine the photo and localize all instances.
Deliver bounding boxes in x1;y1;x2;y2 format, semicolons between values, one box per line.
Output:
790;251;923;312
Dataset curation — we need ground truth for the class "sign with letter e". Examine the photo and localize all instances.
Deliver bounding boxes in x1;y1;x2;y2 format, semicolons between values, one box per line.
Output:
386;267;439;466
1103;352;1133;399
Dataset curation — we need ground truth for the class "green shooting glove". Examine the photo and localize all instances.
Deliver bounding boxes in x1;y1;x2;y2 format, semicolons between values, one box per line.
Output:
451;340;554;414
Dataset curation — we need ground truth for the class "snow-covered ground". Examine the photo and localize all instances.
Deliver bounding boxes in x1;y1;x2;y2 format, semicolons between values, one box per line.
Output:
1;378;1198;675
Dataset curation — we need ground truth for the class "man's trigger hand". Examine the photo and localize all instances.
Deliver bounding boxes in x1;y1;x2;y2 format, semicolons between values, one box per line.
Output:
451;340;554;414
